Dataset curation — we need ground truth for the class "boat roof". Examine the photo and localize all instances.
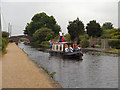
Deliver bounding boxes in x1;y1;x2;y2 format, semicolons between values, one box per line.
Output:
53;42;73;44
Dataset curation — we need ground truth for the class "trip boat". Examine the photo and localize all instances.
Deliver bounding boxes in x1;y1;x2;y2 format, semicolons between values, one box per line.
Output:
49;42;83;59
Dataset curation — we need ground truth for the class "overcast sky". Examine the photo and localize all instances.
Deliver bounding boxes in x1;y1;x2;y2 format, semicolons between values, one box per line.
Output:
1;0;119;36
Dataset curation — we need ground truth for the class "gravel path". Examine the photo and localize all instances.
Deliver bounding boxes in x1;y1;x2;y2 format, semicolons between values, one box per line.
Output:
2;43;59;88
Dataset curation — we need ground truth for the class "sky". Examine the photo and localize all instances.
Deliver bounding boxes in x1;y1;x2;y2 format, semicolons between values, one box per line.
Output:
1;0;119;36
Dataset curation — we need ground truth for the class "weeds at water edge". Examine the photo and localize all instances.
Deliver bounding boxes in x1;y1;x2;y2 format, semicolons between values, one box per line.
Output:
41;66;56;78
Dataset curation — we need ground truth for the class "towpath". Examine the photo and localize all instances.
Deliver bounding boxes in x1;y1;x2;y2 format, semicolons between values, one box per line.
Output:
2;43;60;88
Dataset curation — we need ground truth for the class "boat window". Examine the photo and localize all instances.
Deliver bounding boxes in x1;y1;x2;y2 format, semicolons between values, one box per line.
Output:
60;45;62;51
56;45;58;50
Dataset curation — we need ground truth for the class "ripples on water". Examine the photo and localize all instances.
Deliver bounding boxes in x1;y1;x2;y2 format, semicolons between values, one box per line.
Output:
18;43;118;88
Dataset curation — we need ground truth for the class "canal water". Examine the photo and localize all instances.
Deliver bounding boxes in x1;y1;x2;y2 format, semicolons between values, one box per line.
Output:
18;43;118;88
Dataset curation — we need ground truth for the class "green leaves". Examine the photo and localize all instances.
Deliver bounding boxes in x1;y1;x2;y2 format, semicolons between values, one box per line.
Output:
86;20;102;37
33;27;54;43
101;28;120;39
24;12;60;37
67;18;85;41
102;22;113;30
2;31;9;38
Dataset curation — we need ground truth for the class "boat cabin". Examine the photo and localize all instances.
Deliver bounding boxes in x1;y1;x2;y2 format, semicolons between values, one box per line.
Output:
51;42;75;52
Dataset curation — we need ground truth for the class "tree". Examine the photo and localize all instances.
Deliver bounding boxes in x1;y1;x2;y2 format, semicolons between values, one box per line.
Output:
101;28;120;39
33;27;54;43
86;20;102;37
64;33;71;42
2;31;9;38
102;22;113;30
67;18;85;41
24;12;61;36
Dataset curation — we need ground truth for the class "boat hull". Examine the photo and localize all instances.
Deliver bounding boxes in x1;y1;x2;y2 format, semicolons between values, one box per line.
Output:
49;50;83;59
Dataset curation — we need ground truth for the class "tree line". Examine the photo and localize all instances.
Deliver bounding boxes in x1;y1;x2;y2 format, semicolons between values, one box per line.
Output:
24;12;119;45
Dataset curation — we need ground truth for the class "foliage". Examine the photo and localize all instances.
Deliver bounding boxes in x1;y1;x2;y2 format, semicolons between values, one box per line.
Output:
80;39;89;48
41;41;49;45
24;12;61;37
33;40;40;45
64;33;71;42
86;20;102;37
52;35;59;42
41;66;56;78
108;40;120;49
101;28;120;39
2;38;8;53
67;18;85;41
50;72;56;78
79;34;89;40
107;49;120;53
2;31;9;38
102;22;113;30
19;38;27;42
33;27;54;43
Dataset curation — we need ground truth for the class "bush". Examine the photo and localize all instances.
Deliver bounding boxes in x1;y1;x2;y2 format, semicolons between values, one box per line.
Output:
33;40;40;45
64;34;70;42
2;31;9;38
41;41;49;45
80;39;89;48
79;34;89;39
2;38;8;53
33;27;54;43
108;40;120;49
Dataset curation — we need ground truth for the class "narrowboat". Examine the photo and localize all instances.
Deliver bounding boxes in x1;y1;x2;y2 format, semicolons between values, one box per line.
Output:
49;42;83;59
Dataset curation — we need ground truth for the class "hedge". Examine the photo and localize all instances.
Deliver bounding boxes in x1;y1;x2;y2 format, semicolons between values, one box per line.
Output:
108;40;120;49
2;38;8;53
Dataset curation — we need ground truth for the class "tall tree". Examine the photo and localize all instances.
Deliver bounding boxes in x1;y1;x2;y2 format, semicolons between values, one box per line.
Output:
67;18;85;41
86;20;102;37
102;22;113;30
24;12;61;36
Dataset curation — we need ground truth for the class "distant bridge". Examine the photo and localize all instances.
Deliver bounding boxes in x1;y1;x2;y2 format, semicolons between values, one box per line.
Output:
9;35;33;42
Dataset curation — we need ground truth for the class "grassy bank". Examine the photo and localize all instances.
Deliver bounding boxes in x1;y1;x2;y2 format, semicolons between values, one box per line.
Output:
2;38;8;54
107;49;120;53
31;41;49;49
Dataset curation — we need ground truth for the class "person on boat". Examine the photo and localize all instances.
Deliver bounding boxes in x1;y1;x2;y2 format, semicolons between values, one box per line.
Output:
77;45;82;51
73;40;77;50
65;44;69;52
59;31;63;42
49;40;53;49
69;45;73;52
61;37;65;42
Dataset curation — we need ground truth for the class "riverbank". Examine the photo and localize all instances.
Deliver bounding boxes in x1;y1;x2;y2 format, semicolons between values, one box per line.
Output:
82;48;120;56
2;43;61;88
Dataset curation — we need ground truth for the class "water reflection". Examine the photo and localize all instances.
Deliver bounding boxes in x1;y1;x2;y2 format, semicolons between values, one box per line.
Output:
18;43;118;88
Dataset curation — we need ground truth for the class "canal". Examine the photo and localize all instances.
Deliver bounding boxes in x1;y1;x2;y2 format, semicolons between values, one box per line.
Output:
18;43;118;88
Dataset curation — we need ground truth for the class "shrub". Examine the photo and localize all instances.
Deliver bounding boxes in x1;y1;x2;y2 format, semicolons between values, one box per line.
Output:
2;38;8;53
41;41;49;45
64;34;71;42
108;40;120;49
33;40;40;45
79;34;89;39
2;31;9;38
33;27;54;43
80;39;89;48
